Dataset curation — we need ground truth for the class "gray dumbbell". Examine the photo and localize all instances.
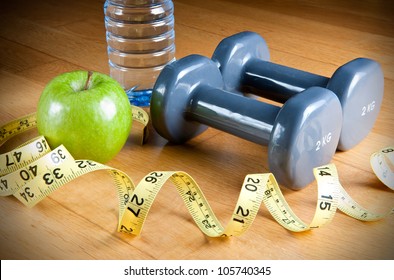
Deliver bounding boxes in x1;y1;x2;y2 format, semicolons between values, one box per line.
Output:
212;31;384;151
150;54;343;190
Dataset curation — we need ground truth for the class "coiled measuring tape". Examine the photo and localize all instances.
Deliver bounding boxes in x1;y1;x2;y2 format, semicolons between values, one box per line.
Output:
0;112;393;237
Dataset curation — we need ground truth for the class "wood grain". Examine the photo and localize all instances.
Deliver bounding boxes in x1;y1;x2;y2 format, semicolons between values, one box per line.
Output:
0;0;393;260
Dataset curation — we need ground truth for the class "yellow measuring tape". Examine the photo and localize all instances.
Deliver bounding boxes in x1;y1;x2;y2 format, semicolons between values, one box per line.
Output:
0;111;393;237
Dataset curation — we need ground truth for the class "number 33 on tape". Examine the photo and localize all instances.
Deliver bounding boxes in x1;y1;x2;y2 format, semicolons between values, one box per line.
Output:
0;113;393;237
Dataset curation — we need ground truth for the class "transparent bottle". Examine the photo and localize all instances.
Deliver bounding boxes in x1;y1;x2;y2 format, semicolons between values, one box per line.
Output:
104;0;175;106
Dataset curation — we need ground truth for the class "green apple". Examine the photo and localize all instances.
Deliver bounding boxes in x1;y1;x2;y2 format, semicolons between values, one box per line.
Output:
37;70;132;163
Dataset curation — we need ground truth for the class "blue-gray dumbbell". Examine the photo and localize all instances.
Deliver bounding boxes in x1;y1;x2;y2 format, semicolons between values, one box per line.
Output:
212;31;384;151
150;54;343;190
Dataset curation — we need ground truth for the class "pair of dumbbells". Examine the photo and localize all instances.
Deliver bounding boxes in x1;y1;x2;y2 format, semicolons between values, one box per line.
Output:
150;32;384;190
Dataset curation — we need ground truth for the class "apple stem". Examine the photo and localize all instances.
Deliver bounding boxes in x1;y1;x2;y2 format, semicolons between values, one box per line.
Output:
84;71;93;90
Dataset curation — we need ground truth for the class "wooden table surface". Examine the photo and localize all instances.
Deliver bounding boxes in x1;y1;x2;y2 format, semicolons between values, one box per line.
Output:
0;0;393;260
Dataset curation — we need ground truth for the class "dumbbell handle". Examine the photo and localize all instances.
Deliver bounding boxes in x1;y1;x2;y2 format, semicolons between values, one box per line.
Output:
186;85;280;145
242;59;330;102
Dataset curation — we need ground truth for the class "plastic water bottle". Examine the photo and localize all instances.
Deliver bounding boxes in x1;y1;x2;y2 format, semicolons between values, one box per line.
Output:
104;0;175;106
